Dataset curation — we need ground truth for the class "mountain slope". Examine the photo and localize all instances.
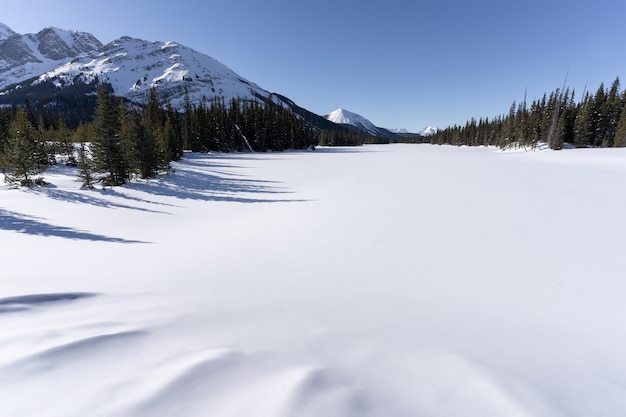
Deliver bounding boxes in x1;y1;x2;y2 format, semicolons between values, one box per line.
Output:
0;23;386;136
0;23;16;42
0;25;102;89
0;23;328;131
324;108;398;138
32;36;274;108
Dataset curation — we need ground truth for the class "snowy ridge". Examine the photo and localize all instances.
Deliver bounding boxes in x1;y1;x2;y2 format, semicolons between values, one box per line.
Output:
325;108;380;135
324;108;397;137
390;126;438;136
419;126;438;136
0;24;102;89
33;36;272;107
0;23;15;42
0;22;283;109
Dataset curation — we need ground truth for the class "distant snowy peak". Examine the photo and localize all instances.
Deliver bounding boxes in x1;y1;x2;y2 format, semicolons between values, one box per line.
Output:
0;23;16;42
420;126;438;136
324;108;395;137
388;127;438;136
325;108;373;128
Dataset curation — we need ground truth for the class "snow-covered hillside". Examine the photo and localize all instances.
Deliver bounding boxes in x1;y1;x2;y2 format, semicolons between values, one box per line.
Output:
0;25;102;88
0;22;283;109
419;126;438;136
0;23;16;42
389;126;438;136
325;108;396;137
34;36;271;108
2;144;626;417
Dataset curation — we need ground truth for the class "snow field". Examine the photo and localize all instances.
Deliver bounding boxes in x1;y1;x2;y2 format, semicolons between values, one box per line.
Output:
2;144;626;416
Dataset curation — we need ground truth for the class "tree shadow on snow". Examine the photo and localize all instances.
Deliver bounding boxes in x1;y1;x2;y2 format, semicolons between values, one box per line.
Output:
0;208;150;243
31;186;174;214
0;292;97;314
132;157;309;204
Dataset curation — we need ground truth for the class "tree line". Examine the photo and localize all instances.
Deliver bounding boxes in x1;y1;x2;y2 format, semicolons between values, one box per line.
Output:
430;77;626;150
182;94;318;153
0;86;324;188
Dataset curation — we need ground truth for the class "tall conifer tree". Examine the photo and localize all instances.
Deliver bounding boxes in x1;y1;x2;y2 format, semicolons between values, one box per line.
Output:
1;108;47;186
91;86;127;186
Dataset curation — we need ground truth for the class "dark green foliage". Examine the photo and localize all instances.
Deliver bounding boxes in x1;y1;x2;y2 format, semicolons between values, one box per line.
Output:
184;95;318;153
318;127;385;146
0;79;107;129
613;101;626;148
90;86;128;186
77;142;95;189
0;108;10;161
430;77;626;150
0;108;48;186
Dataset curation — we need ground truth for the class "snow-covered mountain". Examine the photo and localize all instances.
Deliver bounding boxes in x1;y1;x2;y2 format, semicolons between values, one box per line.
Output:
324;108;397;138
32;36;273;108
0;23;407;136
389;128;409;134
389;126;438;137
0;22;16;42
419;126;438;136
0;25;102;88
0;23;290;111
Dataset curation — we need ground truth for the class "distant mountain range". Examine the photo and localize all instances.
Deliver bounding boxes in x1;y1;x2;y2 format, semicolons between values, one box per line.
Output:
389;126;438;137
0;22;430;138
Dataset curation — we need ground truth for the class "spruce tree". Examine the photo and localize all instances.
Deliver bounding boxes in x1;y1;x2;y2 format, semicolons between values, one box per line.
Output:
2;108;47;186
613;101;626;147
91;86;127;186
573;93;592;147
604;78;622;147
0;108;10;173
591;83;607;147
56;116;75;165
77;142;96;189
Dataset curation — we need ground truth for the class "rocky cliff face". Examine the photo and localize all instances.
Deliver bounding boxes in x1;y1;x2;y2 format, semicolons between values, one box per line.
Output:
0;25;102;88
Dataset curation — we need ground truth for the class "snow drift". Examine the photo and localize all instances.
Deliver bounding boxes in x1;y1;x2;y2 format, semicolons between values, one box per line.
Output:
2;144;626;417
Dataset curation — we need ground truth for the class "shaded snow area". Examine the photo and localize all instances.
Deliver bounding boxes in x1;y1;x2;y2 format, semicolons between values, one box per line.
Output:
2;144;626;417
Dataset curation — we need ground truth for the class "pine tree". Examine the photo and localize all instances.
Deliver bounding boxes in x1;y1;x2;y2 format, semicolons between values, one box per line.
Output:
1;108;47;186
551;109;566;150
604;77;622;147
91;86;127;186
56;115;75;165
591;83;607;147
0;108;10;173
132;111;159;179
613;101;626;147
77;142;95;189
573;92;592;147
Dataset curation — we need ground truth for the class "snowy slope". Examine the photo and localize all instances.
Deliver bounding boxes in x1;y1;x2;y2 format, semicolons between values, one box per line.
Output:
389;126;438;136
419;126;438;136
325;108;397;137
0;23;284;110
0;23;16;42
33;36;272;107
2;144;626;417
0;24;102;89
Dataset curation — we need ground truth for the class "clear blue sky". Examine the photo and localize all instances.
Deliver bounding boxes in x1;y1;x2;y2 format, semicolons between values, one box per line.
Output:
3;0;626;132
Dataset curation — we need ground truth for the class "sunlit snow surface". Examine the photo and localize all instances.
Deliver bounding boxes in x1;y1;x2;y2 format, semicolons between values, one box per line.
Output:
2;144;626;417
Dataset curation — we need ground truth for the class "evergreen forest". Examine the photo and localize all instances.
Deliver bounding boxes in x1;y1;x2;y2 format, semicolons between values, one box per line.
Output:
430;77;626;150
0;87;324;187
